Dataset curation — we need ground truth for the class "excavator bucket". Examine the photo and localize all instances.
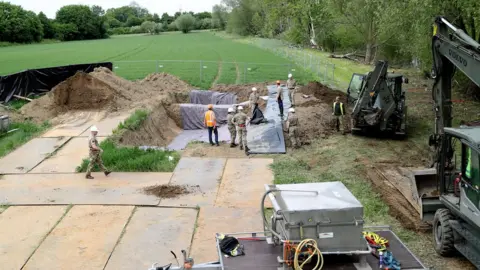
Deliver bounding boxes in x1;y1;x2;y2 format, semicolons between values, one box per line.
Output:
374;166;439;219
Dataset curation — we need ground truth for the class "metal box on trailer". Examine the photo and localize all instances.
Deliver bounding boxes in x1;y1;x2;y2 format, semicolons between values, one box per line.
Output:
266;182;367;252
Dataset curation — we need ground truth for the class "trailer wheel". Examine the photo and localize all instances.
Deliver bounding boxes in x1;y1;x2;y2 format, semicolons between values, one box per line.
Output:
433;208;455;256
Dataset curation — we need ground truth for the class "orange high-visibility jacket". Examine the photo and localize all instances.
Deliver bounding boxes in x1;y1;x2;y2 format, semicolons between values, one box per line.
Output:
204;110;216;127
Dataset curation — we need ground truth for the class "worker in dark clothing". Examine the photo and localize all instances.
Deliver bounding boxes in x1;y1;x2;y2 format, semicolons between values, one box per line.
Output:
275;80;284;119
332;96;345;135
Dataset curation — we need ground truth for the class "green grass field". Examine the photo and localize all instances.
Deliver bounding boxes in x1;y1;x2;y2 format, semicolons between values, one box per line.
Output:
0;32;316;89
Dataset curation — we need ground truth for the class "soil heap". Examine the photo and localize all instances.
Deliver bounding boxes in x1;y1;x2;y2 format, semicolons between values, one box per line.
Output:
20;68;193;123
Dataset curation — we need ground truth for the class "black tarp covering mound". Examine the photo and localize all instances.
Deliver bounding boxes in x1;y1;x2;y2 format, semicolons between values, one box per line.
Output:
0;62;113;102
250;105;265;125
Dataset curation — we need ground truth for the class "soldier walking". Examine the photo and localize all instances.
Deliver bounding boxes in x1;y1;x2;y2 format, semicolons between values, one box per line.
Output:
286;108;300;148
249;87;260;116
86;126;111;179
332;96;346;135
275;80;284;119
227;107;238;148
287;74;297;107
233;106;250;154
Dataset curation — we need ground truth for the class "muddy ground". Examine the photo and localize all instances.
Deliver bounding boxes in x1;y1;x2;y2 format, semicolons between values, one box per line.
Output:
142;184;201;199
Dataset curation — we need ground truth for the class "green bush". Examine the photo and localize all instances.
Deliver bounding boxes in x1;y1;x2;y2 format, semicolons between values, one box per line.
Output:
175;14;196;33
115;109;149;132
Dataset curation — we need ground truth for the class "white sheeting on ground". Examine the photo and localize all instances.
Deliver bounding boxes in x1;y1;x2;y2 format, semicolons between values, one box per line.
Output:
190;90;237;105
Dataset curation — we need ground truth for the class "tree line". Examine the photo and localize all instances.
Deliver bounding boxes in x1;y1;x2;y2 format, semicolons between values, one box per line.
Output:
0;1;219;43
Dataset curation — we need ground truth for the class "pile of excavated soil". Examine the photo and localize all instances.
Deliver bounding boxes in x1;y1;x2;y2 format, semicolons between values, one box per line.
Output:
142;184;201;198
117;104;182;147
20;68;194;123
290;82;351;144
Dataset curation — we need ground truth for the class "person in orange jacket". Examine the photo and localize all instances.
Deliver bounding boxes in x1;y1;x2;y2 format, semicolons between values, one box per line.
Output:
204;104;219;146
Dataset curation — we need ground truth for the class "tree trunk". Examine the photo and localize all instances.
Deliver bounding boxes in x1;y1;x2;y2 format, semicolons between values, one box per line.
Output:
365;43;373;64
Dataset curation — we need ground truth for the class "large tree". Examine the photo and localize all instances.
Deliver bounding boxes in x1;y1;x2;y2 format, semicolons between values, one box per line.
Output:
56;5;107;40
0;2;43;43
38;12;55;39
175;14;196;33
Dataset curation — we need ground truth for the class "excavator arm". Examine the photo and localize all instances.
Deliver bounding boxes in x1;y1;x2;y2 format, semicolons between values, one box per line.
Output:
431;16;480;135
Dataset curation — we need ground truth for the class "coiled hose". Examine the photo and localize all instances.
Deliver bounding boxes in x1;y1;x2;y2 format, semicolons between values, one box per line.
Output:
293;239;324;270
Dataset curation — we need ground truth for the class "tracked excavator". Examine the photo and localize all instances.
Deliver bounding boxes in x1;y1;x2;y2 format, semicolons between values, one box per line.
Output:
389;17;480;267
347;60;408;136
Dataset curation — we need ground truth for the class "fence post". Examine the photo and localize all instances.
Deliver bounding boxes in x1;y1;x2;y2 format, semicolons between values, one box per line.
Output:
156;60;159;73
332;64;335;84
200;60;203;82
244;63;247;83
303;51;306;69
310;54;312;69
324;63;327;83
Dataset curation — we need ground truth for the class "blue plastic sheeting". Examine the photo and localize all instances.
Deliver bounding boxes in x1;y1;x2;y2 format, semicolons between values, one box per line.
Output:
247;85;291;154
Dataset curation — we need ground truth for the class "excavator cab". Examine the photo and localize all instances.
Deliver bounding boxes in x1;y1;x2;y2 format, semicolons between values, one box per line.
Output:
346;73;365;105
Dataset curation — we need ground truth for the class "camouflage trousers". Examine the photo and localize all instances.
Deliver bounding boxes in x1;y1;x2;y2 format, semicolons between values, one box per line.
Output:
86;150;108;175
228;126;236;144
236;126;247;149
289;126;299;148
288;89;295;106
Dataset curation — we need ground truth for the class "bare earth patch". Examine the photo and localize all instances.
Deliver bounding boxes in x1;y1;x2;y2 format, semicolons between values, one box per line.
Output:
142;184;201;199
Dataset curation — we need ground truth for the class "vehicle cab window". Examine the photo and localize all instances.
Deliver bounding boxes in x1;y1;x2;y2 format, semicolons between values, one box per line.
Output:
462;143;480;210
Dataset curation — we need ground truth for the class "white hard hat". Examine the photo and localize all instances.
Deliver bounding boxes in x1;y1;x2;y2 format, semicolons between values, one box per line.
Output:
238;106;244;110
252;87;257;91
228;107;234;113
90;126;98;132
289;108;295;113
288;73;293;78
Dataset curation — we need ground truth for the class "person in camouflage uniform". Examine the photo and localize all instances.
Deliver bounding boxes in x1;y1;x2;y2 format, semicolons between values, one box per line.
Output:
286;108;300;148
227;107;238;148
86;126;111;179
232;106;250;154
249;87;260;116
287;74;297;107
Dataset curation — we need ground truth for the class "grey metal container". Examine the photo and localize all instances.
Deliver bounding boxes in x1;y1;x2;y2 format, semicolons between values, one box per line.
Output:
266;182;367;253
0;115;9;132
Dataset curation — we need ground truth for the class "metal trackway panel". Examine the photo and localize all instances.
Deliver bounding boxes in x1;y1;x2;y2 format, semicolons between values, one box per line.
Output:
0;137;70;174
160;157;226;207
247;85;291;154
105;208;198;270
0;173;172;205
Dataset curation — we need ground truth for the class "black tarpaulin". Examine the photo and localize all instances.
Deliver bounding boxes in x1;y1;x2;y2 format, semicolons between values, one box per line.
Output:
250;105;265;125
0;62;113;102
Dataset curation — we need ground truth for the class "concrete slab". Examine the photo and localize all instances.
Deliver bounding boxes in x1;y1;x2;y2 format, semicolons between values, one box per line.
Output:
0;173;172;205
0;137;70;174
215;158;274;208
190;206;263;263
42;119;93;137
105;207;197;270
160;157;226;207
23;205;133;270
79;113;130;137
30;137;107;173
0;206;67;270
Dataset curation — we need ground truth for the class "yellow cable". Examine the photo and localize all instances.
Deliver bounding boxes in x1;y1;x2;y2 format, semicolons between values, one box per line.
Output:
293;239;324;270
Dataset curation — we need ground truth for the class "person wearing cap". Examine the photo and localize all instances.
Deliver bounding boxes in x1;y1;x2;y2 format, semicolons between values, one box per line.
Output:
249;87;260;116
275;80;284;118
286;108;300;148
86;126;111;179
332;96;345;135
204;104;219;146
287;74;297;107
227;107;238;148
232;106;250;154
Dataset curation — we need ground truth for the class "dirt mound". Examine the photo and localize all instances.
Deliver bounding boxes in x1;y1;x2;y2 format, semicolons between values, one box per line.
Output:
118;104;182;147
299;81;347;102
20;68;194;123
142;184;200;198
54;72;115;110
211;82;271;102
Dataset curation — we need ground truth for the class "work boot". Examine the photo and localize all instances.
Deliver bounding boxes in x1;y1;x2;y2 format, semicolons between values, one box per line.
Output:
104;171;111;176
245;146;250;156
86;174;94;179
210;142;215;146
239;145;243;150
230;143;236;148
216;143;220;147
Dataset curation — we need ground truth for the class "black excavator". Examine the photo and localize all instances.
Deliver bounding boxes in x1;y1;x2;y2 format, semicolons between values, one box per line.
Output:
347;60;408;136
418;16;480;267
